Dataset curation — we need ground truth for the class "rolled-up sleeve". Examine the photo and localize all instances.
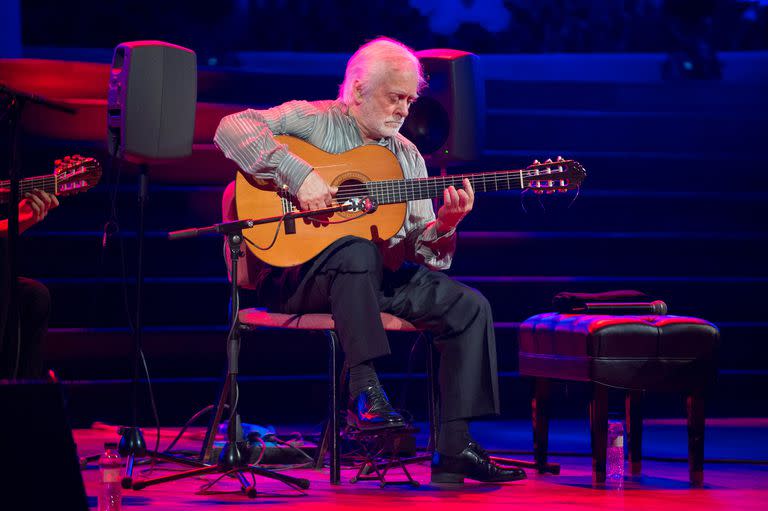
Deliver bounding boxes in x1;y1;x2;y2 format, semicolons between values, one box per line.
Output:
213;101;320;196
394;146;457;270
404;202;457;271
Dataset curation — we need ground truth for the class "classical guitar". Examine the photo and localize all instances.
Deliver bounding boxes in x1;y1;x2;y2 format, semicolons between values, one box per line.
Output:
0;155;102;203
235;135;586;267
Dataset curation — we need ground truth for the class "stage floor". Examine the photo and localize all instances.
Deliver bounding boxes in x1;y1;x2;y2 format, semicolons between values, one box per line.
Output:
74;419;767;511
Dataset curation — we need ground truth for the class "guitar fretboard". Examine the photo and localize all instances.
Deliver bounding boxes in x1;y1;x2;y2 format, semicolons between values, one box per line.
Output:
0;176;57;195
337;170;529;205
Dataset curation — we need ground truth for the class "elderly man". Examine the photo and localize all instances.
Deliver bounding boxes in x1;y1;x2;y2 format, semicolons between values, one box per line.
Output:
214;37;524;484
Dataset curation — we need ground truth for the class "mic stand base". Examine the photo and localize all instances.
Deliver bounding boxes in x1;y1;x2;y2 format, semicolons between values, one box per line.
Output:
118;426;147;488
130;229;310;497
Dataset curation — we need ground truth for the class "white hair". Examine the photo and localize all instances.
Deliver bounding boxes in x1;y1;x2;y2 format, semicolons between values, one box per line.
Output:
338;37;426;105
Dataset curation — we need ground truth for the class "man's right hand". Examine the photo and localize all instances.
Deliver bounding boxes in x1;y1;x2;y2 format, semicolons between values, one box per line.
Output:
295;171;338;211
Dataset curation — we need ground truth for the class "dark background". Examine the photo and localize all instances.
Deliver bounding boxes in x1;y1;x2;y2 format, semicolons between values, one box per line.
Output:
2;0;767;426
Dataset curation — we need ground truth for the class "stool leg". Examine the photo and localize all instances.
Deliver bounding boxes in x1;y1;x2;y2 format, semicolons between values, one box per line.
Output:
687;392;705;487
626;390;643;476
590;383;608;484
532;378;551;473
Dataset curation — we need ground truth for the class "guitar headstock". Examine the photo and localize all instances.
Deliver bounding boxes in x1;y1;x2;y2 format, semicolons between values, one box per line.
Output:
55;155;102;196
523;157;586;193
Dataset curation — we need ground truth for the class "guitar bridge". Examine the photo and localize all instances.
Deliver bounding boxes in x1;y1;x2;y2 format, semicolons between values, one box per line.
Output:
279;188;297;235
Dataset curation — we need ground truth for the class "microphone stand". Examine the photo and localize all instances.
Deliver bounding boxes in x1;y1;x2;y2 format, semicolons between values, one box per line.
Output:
1;84;75;380
131;218;311;497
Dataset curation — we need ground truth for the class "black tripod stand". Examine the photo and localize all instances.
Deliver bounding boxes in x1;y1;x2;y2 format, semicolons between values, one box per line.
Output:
131;220;310;497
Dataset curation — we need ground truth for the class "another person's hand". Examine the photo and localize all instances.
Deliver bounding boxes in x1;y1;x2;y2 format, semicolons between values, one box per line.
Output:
296;171;338;211
435;178;474;235
19;189;59;225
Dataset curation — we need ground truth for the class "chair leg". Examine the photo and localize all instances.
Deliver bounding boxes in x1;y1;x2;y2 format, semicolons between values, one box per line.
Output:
313;331;343;484
626;390;643;476
686;392;705;487
589;383;608;484
532;378;551;473
329;331;342;485
425;338;439;453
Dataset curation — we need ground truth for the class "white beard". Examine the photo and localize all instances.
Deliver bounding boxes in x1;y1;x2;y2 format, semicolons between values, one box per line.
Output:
357;99;404;140
378;119;404;138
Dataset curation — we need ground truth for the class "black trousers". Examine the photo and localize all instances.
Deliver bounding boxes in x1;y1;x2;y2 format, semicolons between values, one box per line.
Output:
263;236;500;422
0;277;51;379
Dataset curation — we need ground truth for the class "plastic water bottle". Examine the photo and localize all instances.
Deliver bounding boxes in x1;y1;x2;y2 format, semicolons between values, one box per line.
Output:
99;442;123;511
606;420;625;489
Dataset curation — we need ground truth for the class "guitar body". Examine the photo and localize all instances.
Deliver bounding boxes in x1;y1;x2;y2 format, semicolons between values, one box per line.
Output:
235;136;408;267
233;136;587;268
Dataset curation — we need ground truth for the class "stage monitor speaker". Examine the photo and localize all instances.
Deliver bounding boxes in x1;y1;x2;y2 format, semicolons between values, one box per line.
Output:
402;49;485;167
0;382;88;510
107;40;197;162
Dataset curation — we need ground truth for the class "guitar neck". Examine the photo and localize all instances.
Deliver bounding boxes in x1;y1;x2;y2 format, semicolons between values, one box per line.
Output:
356;170;526;205
0;175;57;197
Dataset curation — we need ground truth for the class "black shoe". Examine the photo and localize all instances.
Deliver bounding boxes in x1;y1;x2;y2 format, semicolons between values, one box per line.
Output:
431;441;527;484
347;384;405;431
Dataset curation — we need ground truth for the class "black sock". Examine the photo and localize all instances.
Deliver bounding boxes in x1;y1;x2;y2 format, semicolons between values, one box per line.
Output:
348;360;380;399
437;419;470;456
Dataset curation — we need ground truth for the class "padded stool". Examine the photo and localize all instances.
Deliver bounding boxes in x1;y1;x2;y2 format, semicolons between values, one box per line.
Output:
518;312;719;486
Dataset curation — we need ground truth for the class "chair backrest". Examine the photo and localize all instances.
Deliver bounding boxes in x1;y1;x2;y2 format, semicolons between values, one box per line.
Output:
222;180;260;290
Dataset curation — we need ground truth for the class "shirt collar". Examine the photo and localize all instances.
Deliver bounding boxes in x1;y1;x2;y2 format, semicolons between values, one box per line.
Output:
336;100;391;147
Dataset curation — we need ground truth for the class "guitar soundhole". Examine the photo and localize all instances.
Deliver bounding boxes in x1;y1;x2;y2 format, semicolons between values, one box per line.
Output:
333;174;370;218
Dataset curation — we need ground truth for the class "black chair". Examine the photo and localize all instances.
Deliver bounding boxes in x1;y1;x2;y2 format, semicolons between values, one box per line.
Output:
223;182;438;485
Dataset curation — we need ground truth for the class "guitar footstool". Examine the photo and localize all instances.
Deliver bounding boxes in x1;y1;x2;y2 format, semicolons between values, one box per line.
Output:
518;312;719;486
346;425;421;487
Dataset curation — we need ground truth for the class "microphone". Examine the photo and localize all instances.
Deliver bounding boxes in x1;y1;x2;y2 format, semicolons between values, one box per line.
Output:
362;196;378;213
167;227;205;240
342;196;378;214
575;300;668;315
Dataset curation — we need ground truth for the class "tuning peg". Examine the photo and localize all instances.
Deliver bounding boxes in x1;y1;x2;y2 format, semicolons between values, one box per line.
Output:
545;158;553;163
556;156;564;161
532;159;540;165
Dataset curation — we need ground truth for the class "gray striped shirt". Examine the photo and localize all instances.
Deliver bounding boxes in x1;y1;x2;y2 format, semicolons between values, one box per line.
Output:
214;99;456;270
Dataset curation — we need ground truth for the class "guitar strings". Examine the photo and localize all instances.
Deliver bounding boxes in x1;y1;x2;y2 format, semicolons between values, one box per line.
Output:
328;168;579;200
3;171;95;194
1;176;57;186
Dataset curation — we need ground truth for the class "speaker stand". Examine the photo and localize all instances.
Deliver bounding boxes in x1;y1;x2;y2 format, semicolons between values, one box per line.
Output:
119;162;149;487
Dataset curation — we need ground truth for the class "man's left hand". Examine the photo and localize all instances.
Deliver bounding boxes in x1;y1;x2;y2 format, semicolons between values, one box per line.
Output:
20;189;59;224
435;178;474;235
